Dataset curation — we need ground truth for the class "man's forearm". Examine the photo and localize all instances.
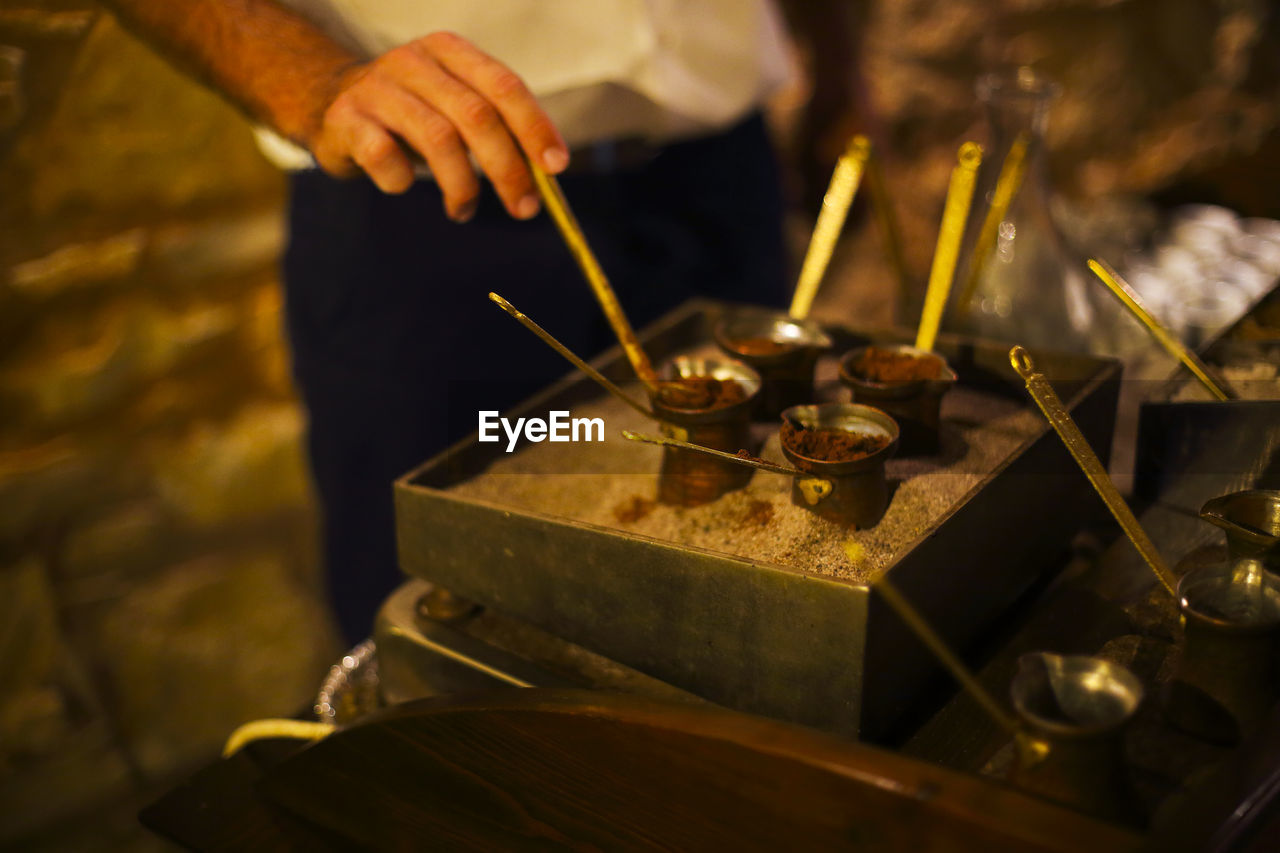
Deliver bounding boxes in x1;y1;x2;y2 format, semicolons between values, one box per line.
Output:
100;0;360;147
101;1;570;218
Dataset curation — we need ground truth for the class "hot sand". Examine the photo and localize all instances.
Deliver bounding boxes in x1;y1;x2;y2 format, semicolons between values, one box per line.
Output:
449;359;1042;584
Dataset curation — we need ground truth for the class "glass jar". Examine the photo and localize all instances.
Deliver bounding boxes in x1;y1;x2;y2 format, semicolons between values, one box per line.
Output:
947;68;1129;355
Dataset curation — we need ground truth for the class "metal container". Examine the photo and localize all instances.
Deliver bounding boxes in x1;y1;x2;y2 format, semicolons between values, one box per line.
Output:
838;344;958;456
1008;653;1144;824
1164;558;1280;745
394;300;1122;740
778;403;898;528
713;310;831;419
649;356;760;506
1199;490;1280;572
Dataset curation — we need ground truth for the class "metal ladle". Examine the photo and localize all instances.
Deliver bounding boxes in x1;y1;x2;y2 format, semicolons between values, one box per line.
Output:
1008;652;1145;823
713;135;867;418
1012;345;1279;745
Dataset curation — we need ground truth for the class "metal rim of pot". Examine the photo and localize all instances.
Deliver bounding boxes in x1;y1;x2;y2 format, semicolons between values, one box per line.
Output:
649;355;762;426
712;310;833;367
778;402;900;476
837;343;958;401
1199;489;1280;551
1177;558;1280;636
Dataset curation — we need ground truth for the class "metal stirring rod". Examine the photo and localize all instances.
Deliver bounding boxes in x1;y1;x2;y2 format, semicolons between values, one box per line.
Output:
489;292;660;423
622;430;807;478
1010;345;1179;597
528;162;659;392
916;142;983;352
789;135;872;320
1087;258;1235;402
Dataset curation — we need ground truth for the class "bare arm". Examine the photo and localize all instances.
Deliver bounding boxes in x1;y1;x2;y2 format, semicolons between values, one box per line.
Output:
101;0;569;221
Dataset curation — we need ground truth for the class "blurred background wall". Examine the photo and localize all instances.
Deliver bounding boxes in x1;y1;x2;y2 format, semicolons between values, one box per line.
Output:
1;3;339;849
0;0;1277;849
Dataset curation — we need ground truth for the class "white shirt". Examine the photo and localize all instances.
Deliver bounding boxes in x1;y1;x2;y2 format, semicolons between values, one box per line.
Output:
256;0;795;169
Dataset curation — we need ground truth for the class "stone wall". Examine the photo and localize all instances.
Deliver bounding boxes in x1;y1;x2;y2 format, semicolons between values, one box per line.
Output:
0;5;339;848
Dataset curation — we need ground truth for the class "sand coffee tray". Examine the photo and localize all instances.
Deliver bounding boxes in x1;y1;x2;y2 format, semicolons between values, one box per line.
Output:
395;300;1122;740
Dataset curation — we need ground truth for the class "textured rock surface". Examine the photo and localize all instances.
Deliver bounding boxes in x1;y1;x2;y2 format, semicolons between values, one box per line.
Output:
0;9;336;849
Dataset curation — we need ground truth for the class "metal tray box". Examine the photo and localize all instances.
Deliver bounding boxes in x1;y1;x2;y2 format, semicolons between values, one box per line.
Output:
395;301;1121;740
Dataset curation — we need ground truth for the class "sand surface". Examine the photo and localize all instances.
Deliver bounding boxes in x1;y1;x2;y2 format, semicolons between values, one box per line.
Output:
449;355;1042;584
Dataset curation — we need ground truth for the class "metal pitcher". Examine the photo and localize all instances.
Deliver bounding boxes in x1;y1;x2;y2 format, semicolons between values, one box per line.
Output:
1200;490;1280;572
1008;652;1145;824
1164;558;1280;745
649;356;761;506
778;403;899;528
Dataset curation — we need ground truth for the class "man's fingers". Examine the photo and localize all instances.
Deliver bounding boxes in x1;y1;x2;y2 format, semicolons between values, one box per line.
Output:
345;118;415;194
419;32;568;174
312;32;568;221
395;40;541;219
365;77;482;221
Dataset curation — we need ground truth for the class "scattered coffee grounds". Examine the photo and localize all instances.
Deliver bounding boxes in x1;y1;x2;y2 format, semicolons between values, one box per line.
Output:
655;377;748;410
736;448;769;465
727;336;795;357
742;499;774;527
850;347;942;383
781;421;889;463
614;495;656;524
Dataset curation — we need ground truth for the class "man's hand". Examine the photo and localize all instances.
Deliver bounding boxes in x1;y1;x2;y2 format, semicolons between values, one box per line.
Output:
311;32;569;222
99;2;568;221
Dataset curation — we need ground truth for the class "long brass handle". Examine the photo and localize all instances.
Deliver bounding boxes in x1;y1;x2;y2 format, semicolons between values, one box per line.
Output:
1087;258;1234;402
790;135;871;320
1011;345;1178;596
916;142;982;352
621;430;807;478
490;292;659;423
530;163;658;391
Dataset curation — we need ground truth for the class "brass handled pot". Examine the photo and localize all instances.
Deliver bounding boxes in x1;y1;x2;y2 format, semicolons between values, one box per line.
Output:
838;344;956;456
1008;652;1145;824
649;356;761;507
778;403;899;529
713;310;832;420
1164;558;1280;745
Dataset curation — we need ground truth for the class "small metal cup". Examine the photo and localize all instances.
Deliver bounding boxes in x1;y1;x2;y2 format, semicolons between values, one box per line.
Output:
1200;490;1280;572
838;344;957;456
1164;558;1280;745
1008;652;1144;823
778;403;899;528
713;311;832;420
649;356;761;507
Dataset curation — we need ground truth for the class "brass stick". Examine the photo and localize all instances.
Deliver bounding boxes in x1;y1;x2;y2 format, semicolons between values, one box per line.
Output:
957;132;1030;312
1010;345;1179;597
789;135;871;320
529;163;659;391
916;142;983;352
489;293;659;423
864;148;912;313
622;430;806;478
874;575;1027;741
1087;259;1235;402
